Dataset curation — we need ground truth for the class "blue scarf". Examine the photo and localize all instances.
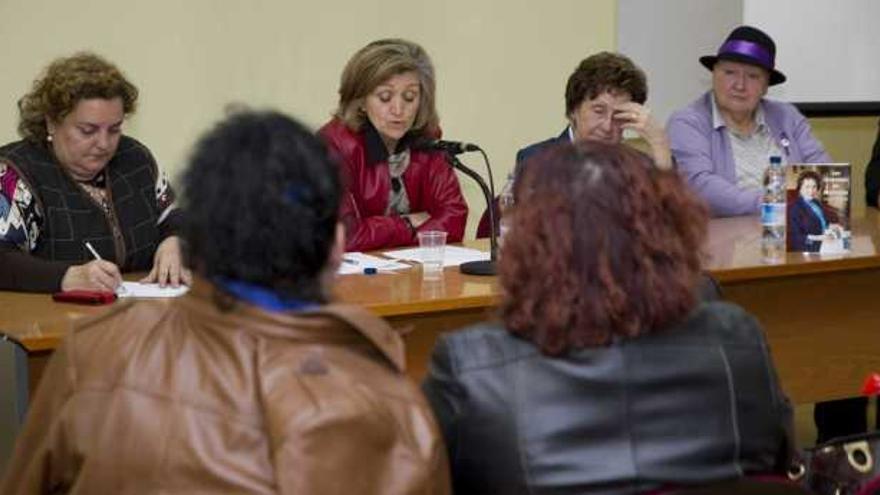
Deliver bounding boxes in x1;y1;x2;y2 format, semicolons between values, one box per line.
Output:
217;279;317;313
805;199;828;232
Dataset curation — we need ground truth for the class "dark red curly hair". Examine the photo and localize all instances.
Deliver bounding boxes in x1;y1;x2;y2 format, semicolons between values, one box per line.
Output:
499;141;708;355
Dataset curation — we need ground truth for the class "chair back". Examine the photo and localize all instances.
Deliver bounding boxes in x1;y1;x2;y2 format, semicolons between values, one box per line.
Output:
0;334;29;477
476;196;500;239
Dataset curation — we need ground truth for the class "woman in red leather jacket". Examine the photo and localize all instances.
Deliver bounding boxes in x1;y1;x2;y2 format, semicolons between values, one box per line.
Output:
319;39;467;252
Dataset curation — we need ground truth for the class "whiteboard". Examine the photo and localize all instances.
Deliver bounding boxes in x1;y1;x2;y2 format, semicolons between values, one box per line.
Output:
744;0;880;105
618;0;880;122
617;0;743;123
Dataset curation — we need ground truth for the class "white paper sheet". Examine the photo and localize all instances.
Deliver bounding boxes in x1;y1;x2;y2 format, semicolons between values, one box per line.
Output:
337;252;412;275
383;246;490;267
117;282;190;298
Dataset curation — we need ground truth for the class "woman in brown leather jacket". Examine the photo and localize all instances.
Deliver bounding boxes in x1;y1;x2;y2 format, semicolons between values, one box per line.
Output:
423;142;795;494
1;111;450;494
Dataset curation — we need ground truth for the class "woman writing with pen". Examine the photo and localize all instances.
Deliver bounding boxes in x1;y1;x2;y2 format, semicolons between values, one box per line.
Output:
0;53;188;293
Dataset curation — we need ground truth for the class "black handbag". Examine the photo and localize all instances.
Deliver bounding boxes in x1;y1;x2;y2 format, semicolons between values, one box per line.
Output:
790;431;880;495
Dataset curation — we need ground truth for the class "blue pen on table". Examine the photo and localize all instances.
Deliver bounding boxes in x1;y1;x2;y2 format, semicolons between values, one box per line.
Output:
343;257;370;274
343;257;392;275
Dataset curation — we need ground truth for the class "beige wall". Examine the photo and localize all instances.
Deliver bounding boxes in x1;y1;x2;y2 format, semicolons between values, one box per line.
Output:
2;1;874;236
0;0;615;237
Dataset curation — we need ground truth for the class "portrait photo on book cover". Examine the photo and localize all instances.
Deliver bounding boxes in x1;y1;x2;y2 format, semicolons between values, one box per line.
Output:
785;163;851;254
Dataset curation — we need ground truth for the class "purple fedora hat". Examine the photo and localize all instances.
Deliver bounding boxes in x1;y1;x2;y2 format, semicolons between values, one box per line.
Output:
700;25;786;86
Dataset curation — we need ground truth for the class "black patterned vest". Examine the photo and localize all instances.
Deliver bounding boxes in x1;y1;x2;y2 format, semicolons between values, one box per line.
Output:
0;136;161;271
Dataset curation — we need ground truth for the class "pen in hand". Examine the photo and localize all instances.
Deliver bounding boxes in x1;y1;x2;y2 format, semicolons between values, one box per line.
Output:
85;241;103;261
80;241;123;292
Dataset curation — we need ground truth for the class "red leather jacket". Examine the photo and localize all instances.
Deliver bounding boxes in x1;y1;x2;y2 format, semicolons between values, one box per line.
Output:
319;118;467;252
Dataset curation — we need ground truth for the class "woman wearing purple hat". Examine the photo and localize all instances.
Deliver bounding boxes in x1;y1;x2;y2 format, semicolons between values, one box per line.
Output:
671;26;866;445
667;25;831;217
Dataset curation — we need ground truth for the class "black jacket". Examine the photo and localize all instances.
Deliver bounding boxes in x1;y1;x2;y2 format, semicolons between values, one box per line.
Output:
422;302;793;495
514;129;569;180
866;119;880;207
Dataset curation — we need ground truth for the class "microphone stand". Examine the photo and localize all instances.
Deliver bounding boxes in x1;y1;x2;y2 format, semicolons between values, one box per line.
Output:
444;152;497;276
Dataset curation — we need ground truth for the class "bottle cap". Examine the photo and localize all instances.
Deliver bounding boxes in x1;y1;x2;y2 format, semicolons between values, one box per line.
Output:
862;373;880;396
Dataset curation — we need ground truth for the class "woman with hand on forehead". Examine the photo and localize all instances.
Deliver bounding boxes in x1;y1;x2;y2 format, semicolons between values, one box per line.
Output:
319;39;467;252
0;52;187;293
478;52;671;240
515;51;673;177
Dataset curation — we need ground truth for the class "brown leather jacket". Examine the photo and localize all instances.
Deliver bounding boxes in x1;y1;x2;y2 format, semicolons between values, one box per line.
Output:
1;280;450;494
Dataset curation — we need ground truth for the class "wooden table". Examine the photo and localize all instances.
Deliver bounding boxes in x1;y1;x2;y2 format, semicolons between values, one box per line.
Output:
703;211;880;404
0;252;499;394
3;212;880;404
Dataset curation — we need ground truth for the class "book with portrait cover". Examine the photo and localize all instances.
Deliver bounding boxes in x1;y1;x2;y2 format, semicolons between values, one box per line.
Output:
785;163;851;254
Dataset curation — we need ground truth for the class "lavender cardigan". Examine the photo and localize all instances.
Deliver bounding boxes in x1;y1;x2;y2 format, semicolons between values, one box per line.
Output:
667;92;831;217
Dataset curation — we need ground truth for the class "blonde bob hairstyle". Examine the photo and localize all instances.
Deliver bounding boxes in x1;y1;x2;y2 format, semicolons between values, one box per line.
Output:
334;39;439;136
18;52;138;143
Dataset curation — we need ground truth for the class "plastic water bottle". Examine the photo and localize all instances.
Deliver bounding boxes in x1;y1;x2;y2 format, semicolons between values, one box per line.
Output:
761;156;786;263
498;173;515;243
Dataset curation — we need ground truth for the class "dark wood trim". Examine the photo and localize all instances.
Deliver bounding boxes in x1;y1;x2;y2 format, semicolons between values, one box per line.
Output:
795;101;880;117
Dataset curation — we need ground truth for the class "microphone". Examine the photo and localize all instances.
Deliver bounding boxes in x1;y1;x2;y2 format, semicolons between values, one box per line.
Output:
415;136;498;275
439;149;498;276
420;140;481;155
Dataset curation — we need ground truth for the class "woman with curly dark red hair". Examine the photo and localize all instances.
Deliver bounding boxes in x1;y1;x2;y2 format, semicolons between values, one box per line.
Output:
423;142;794;494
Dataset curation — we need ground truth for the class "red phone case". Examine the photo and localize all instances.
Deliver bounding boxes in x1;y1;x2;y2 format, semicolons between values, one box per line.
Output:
52;290;117;305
